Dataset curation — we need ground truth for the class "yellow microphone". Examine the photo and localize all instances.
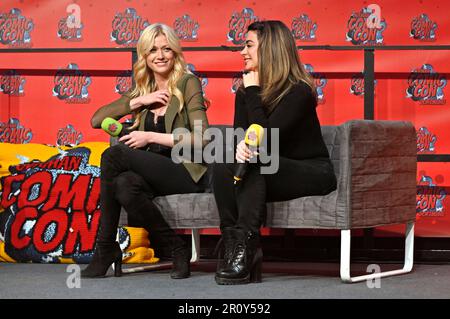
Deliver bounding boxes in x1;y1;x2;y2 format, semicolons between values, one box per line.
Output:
233;124;264;185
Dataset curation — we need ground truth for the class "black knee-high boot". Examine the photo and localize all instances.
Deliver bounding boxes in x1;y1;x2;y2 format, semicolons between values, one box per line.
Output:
81;179;123;278
81;146;128;278
128;205;191;279
115;171;191;279
215;229;262;285
81;242;122;278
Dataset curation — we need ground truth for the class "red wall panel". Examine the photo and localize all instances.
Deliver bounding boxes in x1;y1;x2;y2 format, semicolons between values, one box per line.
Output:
1;0;449;236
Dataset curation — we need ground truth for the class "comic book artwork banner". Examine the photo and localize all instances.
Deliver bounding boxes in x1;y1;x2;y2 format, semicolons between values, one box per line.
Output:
1;0;450;237
0;142;159;263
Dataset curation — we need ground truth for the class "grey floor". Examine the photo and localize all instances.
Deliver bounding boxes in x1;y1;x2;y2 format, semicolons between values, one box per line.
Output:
1;261;450;299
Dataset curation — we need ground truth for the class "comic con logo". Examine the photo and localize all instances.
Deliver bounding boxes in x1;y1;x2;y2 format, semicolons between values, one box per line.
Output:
346;7;386;45
406;64;447;105
0;8;34;47
350;73;377;96
111;8;150;47
417;175;446;217
53;63;91;104
227;8;259;45
187;64;208;96
291;14;317;41
417;127;437;153
0;70;25;96
303;64;327;104
231;73;243;94
410;14;437;42
115;70;132;95
0;118;32;144
174;14;199;41
57;124;83;146
0;148;101;263
57;13;83;41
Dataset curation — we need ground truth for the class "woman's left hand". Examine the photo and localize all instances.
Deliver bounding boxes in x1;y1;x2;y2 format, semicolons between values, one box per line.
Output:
243;71;259;88
119;131;153;149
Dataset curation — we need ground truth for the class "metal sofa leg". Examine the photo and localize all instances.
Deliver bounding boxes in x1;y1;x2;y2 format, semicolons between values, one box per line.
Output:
191;229;200;263
340;222;415;283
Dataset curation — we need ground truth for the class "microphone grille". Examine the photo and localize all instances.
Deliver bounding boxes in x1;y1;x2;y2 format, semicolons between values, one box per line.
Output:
245;124;264;147
101;117;122;137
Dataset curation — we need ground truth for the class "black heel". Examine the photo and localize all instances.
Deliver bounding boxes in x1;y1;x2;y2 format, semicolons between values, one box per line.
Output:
250;249;263;283
81;242;122;278
114;259;122;277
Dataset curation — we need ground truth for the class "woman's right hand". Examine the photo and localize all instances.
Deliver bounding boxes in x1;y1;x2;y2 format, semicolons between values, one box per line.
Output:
236;139;257;163
242;70;259;88
129;89;170;111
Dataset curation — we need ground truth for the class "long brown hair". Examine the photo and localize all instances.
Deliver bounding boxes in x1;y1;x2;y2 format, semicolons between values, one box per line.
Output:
248;20;316;112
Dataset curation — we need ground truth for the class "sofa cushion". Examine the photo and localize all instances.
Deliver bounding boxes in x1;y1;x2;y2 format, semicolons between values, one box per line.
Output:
153;120;417;230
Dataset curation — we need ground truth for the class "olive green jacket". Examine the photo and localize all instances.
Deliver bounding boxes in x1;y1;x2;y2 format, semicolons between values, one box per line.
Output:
91;73;209;183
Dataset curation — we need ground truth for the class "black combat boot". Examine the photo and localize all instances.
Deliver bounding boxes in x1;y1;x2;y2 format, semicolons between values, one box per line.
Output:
215;229;262;285
215;227;236;275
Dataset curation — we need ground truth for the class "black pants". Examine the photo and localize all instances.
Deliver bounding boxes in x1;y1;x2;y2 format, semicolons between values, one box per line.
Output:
97;143;205;254
212;157;337;233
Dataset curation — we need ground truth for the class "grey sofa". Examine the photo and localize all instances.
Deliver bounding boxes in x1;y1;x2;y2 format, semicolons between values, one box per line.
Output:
120;120;417;283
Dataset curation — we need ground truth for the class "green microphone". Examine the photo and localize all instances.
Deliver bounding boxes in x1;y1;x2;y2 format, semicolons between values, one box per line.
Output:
101;117;124;137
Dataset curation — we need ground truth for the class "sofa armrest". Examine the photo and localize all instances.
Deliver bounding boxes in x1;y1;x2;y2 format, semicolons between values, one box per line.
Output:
337;120;417;228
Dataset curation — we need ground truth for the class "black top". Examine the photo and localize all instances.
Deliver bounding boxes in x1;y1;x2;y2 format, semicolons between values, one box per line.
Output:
234;82;330;160
144;111;171;157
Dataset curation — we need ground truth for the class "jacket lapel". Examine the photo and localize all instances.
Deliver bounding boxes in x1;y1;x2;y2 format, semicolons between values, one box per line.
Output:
138;109;148;131
165;94;179;134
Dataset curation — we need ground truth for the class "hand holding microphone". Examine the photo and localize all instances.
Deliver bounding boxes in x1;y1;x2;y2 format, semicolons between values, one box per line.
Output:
101;117;152;149
234;124;264;185
101;117;125;137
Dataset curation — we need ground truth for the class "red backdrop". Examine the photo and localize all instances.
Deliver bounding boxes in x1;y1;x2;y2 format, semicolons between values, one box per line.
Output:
1;0;449;237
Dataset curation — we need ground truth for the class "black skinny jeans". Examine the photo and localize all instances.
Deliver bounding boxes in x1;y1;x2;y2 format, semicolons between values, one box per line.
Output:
97;143;205;252
212;157;337;233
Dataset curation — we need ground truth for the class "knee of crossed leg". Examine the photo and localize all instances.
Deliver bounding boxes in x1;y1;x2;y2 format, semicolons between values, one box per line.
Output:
101;144;127;173
114;171;147;209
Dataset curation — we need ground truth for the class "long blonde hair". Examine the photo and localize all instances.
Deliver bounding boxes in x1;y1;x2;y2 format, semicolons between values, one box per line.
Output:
248;20;316;112
129;23;189;129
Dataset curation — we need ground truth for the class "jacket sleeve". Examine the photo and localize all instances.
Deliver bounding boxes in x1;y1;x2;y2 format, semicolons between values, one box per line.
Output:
174;76;209;148
90;91;132;128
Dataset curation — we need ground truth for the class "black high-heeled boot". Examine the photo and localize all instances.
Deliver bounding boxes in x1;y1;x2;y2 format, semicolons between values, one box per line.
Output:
215;227;236;274
170;246;191;279
81;242;123;278
215;229;263;285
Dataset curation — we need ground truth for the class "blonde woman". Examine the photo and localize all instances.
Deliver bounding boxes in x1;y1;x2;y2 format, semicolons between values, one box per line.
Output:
82;23;209;279
213;21;337;285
